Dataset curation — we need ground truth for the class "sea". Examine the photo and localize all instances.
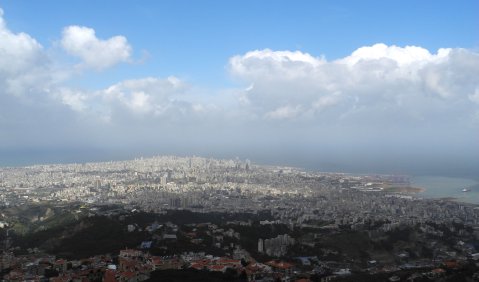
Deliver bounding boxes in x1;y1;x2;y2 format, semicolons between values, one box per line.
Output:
411;176;479;205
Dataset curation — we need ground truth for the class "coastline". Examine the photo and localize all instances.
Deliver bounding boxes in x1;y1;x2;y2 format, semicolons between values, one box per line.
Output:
383;186;479;207
410;176;479;206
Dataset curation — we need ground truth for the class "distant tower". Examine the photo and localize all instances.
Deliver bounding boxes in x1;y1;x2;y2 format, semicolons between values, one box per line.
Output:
95;179;101;190
160;175;167;186
258;238;264;253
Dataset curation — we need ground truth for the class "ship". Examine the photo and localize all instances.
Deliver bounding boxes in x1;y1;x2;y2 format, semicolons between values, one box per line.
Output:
462;188;471;192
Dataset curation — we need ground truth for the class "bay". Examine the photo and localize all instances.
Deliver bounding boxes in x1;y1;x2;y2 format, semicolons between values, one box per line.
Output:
411;176;479;205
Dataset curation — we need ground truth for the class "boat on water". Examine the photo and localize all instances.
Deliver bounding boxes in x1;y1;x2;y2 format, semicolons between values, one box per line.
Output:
462;188;471;192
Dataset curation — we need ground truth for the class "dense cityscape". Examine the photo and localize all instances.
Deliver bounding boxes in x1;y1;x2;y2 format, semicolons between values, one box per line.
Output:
0;156;478;281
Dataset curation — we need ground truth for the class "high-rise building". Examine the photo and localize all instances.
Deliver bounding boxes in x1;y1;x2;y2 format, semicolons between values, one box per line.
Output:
258;238;264;253
160;175;167;186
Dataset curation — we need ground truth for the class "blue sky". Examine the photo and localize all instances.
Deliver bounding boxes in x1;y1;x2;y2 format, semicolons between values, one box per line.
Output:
0;1;478;176
3;0;477;87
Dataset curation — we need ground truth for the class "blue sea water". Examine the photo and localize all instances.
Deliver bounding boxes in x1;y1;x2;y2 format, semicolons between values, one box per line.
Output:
411;176;479;205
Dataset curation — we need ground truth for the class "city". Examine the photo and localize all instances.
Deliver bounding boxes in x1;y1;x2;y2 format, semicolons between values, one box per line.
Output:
0;156;478;281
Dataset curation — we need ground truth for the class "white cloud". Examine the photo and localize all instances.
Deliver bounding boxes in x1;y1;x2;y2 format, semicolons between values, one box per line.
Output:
229;44;479;127
339;43;449;66
230;49;325;80
265;105;302;120
61;25;132;70
0;9;51;97
102;76;187;116
51;76;206;126
56;88;88;112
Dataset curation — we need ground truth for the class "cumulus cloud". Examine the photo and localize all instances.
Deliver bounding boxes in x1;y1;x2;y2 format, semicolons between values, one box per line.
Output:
0;8;51;97
52;76;212;126
0;9;135;148
101;76;187;117
230;49;324;80
229;44;479;127
61;25;132;70
55;88;89;112
339;43;449;66
0;7;207;132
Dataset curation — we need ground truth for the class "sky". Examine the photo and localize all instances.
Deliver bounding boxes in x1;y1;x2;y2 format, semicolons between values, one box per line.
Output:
0;0;478;177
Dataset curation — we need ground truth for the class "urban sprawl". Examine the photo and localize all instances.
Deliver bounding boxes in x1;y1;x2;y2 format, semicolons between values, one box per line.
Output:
0;156;478;281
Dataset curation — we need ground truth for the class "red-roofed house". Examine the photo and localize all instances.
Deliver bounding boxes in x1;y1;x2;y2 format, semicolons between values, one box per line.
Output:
104;269;118;282
119;257;138;272
217;257;241;267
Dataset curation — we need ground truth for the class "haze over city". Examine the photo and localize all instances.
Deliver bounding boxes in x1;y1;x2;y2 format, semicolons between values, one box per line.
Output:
0;1;478;177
